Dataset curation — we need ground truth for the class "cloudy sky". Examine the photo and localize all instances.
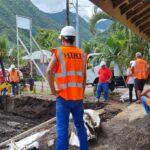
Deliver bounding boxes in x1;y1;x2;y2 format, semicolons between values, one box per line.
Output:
30;0;95;17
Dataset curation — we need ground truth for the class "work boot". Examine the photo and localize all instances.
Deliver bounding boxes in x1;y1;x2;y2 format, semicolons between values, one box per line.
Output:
95;98;99;103
136;100;141;104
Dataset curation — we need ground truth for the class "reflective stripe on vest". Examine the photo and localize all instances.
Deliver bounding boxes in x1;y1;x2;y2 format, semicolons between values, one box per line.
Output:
56;82;83;89
147;98;150;107
54;46;86;100
55;47;85;78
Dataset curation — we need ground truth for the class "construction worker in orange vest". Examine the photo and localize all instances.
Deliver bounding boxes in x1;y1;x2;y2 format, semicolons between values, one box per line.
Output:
131;52;149;103
9;64;20;96
47;26;88;150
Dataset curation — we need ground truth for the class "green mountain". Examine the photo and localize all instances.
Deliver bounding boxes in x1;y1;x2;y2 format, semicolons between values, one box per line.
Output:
46;10;93;40
0;0;60;43
0;0;92;44
96;19;113;31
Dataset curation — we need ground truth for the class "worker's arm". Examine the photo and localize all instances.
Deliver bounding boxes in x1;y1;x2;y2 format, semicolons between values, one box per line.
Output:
141;88;150;98
131;61;136;73
47;53;58;96
83;53;87;97
83;71;86;97
106;68;112;82
127;68;133;76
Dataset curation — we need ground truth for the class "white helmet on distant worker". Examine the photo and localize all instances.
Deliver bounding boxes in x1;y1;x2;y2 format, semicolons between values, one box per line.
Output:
10;64;15;69
130;60;135;67
130;60;134;65
60;26;76;37
100;61;106;67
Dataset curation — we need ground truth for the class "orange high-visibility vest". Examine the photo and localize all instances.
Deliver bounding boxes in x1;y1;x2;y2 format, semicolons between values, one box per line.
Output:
147;98;150;107
52;46;87;100
9;70;20;82
133;59;148;79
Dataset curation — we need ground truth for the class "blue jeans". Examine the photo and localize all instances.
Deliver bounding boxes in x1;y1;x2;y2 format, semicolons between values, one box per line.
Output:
1;88;7;95
96;82;109;101
11;82;19;95
56;97;88;150
141;96;150;114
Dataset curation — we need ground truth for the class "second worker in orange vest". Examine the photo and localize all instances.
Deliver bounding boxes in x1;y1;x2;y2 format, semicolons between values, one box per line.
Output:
9;64;20;96
131;52;149;103
47;26;88;150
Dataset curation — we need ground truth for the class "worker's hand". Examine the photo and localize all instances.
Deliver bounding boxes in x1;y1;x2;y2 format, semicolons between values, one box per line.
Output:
51;90;61;97
106;79;111;83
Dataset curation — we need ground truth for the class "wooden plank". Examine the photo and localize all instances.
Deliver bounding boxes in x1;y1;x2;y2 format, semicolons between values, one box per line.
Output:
144;28;150;34
131;8;150;23
0;117;56;147
135;15;150;26
146;31;150;36
126;4;148;20
113;0;129;8
139;21;150;32
121;0;141;15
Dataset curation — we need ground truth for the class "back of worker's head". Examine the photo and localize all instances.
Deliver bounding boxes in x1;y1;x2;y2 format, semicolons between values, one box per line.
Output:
135;52;142;58
60;26;76;44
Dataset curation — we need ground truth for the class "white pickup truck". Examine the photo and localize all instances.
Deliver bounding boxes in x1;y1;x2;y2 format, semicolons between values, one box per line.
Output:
86;53;126;94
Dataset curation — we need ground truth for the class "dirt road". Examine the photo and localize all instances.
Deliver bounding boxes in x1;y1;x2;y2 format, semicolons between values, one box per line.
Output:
0;85;150;149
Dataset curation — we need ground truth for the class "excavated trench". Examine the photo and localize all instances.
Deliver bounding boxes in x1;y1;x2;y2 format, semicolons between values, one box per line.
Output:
1;95;149;150
0;95;56;143
0;95;121;145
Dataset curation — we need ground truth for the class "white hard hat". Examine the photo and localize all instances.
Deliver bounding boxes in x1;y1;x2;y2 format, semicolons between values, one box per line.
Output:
136;52;142;57
100;61;106;67
130;60;134;65
10;64;15;69
60;26;76;37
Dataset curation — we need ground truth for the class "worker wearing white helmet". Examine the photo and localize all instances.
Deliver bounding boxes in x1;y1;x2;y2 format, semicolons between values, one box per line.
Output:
47;26;88;150
96;60;112;103
126;61;138;104
9;64;20;96
100;61;106;67
131;52;148;103
10;64;15;69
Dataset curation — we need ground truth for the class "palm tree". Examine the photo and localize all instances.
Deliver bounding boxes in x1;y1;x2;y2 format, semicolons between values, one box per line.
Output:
89;11;113;34
89;9;149;63
0;36;7;77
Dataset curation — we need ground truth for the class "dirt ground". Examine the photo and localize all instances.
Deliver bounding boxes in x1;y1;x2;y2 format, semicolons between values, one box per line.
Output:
0;90;150;150
91;115;150;150
0;93;125;143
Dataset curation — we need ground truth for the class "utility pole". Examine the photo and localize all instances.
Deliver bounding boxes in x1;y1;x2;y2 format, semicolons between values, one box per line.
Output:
66;0;70;25
75;0;79;47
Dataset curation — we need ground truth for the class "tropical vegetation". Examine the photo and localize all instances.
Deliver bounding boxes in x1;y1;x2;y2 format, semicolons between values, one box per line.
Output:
82;10;149;70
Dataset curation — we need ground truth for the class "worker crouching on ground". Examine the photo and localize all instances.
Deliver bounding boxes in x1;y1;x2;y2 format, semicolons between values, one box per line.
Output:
141;88;150;115
96;61;112;103
47;26;88;150
9;64;20;96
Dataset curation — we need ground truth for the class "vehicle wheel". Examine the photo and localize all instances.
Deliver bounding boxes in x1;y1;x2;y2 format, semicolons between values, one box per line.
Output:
93;84;97;96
